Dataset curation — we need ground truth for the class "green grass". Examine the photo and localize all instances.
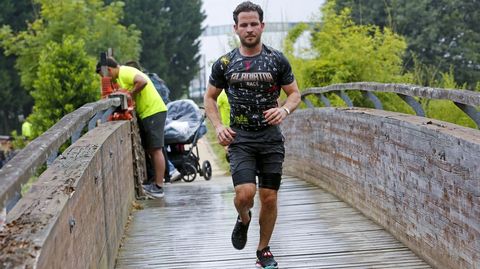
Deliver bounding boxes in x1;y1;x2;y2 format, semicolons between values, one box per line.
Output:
423;100;477;129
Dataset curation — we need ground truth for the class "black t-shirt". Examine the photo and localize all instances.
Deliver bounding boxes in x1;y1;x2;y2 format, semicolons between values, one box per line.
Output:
209;45;295;131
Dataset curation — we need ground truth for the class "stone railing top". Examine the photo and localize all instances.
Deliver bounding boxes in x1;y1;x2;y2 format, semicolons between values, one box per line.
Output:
302;82;480;107
0;98;121;213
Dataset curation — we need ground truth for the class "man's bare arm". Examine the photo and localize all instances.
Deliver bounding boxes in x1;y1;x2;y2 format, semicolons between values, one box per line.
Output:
263;80;301;125
280;80;301;113
204;83;223;129
204;84;236;146
131;74;148;97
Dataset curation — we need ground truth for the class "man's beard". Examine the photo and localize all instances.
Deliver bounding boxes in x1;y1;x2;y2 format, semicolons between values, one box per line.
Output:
240;35;261;48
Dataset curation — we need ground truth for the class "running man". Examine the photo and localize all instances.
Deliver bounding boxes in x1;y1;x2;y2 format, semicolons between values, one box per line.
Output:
203;1;301;268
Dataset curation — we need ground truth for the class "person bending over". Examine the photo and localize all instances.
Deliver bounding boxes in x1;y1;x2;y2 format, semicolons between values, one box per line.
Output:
99;57;168;198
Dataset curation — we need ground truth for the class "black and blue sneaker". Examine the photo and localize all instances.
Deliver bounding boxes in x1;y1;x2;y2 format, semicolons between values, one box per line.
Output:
255;246;278;269
142;182;164;198
231;210;251;250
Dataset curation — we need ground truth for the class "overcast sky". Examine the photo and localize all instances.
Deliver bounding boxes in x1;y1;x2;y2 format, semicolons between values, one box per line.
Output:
202;0;324;27
199;0;324;58
194;0;325;90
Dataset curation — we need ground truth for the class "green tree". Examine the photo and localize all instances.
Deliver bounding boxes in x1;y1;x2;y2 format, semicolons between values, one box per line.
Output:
1;0;141;91
334;0;480;89
28;37;99;136
288;1;408;85
122;0;205;100
284;23;311;91
286;1;412;113
0;0;141;139
0;0;37;135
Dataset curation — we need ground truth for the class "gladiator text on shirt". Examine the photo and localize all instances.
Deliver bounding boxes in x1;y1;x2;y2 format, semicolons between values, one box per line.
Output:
230;72;274;83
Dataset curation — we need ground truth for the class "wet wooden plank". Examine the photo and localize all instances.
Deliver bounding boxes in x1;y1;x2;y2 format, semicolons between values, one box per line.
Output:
115;175;431;268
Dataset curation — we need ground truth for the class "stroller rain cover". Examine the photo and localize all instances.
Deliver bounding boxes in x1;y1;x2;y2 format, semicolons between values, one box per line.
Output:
164;99;206;145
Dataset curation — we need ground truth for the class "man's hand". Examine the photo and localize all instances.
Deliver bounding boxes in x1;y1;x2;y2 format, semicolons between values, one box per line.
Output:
263;107;288;125
216;125;236;146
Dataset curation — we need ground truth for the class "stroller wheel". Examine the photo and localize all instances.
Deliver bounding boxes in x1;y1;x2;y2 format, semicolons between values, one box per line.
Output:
202;160;212;181
182;163;197;182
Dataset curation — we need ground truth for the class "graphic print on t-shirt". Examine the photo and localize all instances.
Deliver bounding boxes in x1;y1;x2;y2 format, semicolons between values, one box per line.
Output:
209;45;295;131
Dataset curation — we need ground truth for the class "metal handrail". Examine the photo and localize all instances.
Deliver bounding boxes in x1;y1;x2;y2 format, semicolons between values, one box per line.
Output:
0;98;121;223
302;82;480;128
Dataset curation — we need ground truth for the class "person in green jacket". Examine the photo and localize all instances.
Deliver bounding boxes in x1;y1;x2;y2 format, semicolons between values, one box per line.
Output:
101;57;168;198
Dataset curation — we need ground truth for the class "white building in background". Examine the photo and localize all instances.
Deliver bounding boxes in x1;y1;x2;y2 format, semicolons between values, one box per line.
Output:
189;22;314;100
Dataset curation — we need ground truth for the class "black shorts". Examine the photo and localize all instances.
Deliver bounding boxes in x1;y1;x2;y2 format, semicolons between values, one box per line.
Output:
228;126;285;190
138;111;166;150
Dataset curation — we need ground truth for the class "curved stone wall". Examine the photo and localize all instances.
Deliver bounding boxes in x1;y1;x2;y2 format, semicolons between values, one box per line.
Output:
0;121;135;269
282;107;479;269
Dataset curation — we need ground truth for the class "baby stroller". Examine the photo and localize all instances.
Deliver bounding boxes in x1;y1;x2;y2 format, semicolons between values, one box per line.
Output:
164;99;212;182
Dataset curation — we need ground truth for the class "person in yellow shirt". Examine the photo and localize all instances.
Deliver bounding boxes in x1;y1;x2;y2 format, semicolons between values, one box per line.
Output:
217;90;231;162
101;57;168;198
124;60;182;182
21;120;33;140
217;90;230;127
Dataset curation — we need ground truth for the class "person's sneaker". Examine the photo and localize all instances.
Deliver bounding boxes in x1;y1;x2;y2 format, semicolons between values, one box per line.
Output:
142;183;164;198
170;170;182;182
255;246;278;269
231;210;251;250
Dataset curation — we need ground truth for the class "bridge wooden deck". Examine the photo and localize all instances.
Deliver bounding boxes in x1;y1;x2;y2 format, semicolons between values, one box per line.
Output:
114;140;430;269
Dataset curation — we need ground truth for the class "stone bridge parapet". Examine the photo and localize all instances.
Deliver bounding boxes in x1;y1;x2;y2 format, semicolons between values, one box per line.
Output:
1;121;135;269
282;107;479;269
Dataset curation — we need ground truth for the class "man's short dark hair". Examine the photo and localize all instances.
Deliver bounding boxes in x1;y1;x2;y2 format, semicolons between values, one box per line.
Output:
233;1;263;24
96;56;119;73
105;57;119;67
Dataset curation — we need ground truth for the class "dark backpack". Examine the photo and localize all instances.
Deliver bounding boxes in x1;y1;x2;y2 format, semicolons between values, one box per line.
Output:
148;73;171;104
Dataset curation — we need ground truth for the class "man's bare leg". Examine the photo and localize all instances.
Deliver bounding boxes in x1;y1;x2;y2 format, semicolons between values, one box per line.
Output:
149;148;165;187
234;183;256;224
231;183;256;250
258;188;278;250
